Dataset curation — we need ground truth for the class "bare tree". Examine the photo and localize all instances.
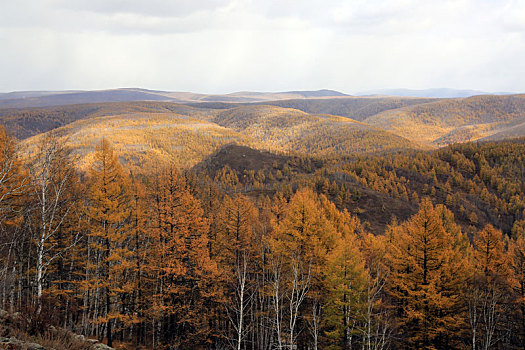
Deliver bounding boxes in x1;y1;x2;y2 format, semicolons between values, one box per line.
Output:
361;267;391;350
307;298;321;350
270;255;285;350
467;275;512;350
226;250;254;350
0;129;28;310
286;258;311;350
28;134;80;304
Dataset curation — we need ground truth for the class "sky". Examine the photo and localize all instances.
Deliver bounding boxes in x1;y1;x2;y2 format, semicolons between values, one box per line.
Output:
0;0;524;94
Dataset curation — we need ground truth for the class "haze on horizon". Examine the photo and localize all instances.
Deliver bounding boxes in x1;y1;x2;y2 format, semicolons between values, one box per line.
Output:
1;0;524;94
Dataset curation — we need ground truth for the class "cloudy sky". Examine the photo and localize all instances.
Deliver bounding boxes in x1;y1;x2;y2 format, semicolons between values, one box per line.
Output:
1;0;524;93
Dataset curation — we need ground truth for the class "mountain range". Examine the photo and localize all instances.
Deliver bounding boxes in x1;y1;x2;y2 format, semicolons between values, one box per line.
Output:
1;88;525;173
356;88;515;98
0;88;349;109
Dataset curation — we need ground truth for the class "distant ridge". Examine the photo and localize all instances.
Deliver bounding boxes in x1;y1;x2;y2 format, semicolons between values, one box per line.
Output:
283;89;349;97
0;90;83;100
0;88;349;109
0;89;173;109
356;88;515;98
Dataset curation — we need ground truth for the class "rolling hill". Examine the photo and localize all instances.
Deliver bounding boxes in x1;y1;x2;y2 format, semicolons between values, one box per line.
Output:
0;88;175;109
355;88;513;98
363;94;525;146
6;92;525;173
23;112;248;171
19;102;420;172
0;101;220;139
252;96;440;121
214;105;420;156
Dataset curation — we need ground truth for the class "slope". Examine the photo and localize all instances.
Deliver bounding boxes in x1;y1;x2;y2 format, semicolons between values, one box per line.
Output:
363;94;525;146
18;102;422;174
197;138;525;235
0;101;219;139
256;96;439;121
23;112;248;171
214;105;421;156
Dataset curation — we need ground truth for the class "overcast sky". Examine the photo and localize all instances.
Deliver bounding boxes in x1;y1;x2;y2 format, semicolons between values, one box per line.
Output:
1;0;524;94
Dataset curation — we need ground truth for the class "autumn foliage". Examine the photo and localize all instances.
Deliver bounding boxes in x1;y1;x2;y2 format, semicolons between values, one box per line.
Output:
2;130;525;349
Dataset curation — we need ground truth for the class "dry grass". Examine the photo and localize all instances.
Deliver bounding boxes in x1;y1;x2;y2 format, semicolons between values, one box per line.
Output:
1;322;94;350
8;327;95;350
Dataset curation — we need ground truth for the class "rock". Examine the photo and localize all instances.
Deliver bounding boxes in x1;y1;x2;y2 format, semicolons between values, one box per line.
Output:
25;341;45;349
0;336;44;349
0;309;8;319
94;343;115;350
0;336;23;346
74;334;86;341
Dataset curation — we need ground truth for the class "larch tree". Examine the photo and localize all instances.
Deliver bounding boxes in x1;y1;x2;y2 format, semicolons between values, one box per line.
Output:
215;194;259;350
268;188;338;349
386;198;468;349
323;224;367;350
469;224;513;350
359;232;392;350
86;138;131;347
147;167;217;348
0;126;28;311
126;177;150;345
510;231;525;347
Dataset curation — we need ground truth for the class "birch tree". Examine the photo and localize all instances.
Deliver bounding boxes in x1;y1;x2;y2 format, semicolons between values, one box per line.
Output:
28;134;79;305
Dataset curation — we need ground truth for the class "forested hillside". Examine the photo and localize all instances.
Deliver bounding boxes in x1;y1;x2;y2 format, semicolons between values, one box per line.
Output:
213;105;418;156
2;124;525;349
14;103;418;174
250;96;439;121
2;93;525;350
23;112;248;171
5;94;525;153
0;102;218;139
364;94;525;145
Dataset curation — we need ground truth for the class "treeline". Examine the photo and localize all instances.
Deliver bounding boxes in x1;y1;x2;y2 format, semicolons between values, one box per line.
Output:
2;128;525;349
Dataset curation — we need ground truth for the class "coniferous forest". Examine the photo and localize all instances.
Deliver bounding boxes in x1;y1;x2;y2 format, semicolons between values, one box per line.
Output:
2;0;525;347
2;123;525;350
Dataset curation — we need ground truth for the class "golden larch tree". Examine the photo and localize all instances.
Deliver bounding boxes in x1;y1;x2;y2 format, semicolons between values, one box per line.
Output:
386;198;468;349
86;138;131;347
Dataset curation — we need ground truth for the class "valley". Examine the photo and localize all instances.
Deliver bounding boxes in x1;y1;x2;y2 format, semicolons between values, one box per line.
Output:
2;89;525;350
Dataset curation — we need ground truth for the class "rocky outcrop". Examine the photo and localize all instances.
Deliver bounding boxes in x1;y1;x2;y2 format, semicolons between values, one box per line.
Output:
0;336;45;349
0;309;114;350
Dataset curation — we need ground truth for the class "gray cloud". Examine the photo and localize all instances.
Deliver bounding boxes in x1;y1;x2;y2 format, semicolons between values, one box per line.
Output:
0;0;524;93
55;0;230;17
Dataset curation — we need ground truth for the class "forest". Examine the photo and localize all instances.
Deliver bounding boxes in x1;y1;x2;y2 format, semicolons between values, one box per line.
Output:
1;123;525;350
